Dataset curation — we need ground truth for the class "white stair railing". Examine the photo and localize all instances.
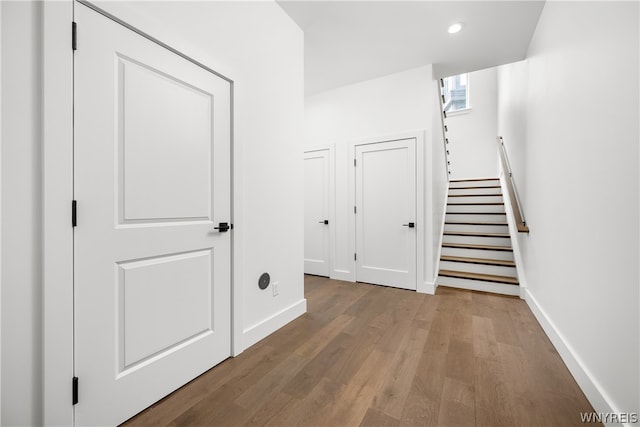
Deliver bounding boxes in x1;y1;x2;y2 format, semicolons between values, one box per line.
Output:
438;79;451;180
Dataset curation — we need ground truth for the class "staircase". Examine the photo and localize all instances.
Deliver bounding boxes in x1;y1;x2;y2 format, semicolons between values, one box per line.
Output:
437;178;520;296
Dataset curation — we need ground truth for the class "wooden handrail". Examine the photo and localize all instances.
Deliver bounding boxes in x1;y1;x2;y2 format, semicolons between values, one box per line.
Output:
497;137;529;233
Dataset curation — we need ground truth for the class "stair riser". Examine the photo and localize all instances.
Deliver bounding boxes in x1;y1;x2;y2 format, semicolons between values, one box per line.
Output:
439;261;517;277
449;180;500;189
449;187;502;196
444;223;509;234
447;204;505;214
446;213;507;222
443;234;512;246
437;276;519;296
441;246;515;261
447;196;503;204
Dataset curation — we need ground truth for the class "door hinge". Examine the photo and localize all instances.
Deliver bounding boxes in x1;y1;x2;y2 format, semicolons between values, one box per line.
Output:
354;206;357;214
72;377;78;405
353;159;356;167
72;200;77;227
354;253;357;261
72;22;77;51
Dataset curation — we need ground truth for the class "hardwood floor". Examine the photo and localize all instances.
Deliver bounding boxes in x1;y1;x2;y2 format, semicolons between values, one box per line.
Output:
123;275;597;426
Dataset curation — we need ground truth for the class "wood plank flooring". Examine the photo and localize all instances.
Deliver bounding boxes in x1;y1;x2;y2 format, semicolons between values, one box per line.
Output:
122;275;597;426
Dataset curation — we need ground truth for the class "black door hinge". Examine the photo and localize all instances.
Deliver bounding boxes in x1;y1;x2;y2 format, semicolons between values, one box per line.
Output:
354;159;356;167
72;377;78;405
354;253;357;261
72;200;77;227
354;206;357;214
72;22;77;50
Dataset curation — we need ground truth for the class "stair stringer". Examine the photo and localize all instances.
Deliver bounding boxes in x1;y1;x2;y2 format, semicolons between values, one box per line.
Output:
499;172;528;299
432;180;451;294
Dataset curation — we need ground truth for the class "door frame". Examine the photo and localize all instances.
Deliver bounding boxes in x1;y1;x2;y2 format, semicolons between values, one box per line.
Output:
42;2;239;424
303;145;335;278
348;131;427;292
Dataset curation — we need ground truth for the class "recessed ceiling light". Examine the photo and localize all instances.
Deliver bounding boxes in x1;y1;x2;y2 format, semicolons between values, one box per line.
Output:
448;23;463;34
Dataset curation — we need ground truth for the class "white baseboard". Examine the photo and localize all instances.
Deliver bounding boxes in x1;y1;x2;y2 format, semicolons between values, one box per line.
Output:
242;299;307;350
331;269;354;282
523;289;627;425
418;281;436;295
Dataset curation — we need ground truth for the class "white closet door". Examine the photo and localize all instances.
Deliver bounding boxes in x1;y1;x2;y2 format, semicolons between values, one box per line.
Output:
74;4;231;425
355;139;416;290
304;149;331;276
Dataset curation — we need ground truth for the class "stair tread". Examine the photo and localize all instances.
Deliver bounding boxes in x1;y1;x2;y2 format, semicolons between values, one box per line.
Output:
444;231;510;238
439;269;519;285
445;221;508;226
448;202;504;205
448;193;503;197
446;212;506;215
449;185;502;190
450;178;500;182
443;242;513;251
440;255;516;267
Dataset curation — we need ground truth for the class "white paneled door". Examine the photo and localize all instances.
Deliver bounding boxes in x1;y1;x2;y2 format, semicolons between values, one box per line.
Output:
355;139;417;290
74;4;231;425
304;150;331;276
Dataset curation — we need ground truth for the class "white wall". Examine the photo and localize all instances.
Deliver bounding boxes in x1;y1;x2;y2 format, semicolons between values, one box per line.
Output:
305;66;433;146
1;2;43;425
1;1;304;424
0;1;4;422
305;65;447;289
496;59;528;205
497;1;639;418
445;67;498;180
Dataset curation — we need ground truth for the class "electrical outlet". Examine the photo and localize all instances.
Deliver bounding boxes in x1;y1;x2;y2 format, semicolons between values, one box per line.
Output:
272;281;279;297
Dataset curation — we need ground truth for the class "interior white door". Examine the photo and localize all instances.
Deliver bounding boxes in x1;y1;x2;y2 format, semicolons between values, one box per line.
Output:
355;139;417;290
74;4;231;425
304;150;331;276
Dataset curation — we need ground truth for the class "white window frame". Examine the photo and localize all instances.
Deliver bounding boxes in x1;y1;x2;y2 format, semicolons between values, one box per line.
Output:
443;73;471;114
